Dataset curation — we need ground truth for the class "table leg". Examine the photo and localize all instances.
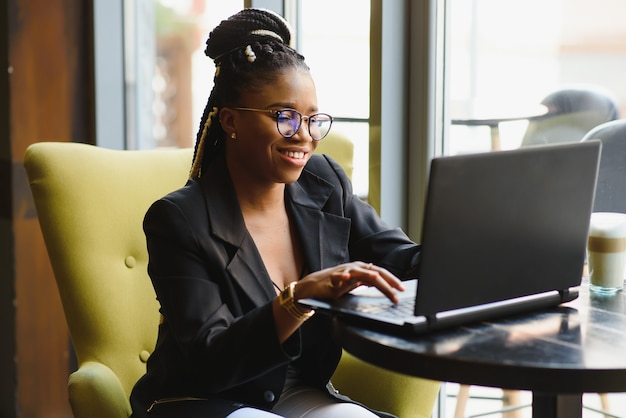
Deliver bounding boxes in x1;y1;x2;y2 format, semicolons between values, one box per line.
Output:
532;393;582;418
489;125;501;151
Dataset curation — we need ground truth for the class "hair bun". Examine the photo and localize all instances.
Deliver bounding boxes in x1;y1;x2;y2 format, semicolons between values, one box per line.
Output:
205;8;293;60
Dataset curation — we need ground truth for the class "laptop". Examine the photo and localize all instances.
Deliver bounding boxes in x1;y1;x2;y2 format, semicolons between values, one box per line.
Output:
300;141;601;335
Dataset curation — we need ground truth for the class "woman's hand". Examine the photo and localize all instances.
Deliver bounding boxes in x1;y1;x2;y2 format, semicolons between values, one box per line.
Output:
272;261;404;342
294;261;405;304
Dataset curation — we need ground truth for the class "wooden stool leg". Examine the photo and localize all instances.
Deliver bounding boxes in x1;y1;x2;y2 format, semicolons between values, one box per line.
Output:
454;385;471;418
599;393;610;417
502;390;522;418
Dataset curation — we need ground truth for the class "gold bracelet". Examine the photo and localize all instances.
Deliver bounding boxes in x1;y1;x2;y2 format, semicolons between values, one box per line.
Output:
279;282;315;321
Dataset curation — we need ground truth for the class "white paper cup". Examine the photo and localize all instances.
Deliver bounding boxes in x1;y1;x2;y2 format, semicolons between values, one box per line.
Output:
588;212;626;294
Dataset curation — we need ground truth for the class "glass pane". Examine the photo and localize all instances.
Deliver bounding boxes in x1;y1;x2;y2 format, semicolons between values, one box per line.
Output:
299;0;370;197
150;1;372;198
153;0;243;149
447;0;626;155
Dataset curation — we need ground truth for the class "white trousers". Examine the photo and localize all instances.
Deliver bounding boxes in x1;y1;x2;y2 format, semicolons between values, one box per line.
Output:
226;385;379;418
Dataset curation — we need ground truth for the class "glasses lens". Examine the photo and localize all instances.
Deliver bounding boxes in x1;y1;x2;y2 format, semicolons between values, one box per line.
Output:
276;110;301;138
308;114;333;140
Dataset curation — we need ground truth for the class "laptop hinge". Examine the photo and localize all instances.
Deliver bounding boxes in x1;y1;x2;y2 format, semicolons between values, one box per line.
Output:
560;287;579;303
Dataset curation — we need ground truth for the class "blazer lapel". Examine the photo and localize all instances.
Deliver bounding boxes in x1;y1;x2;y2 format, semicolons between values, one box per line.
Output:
287;171;351;274
200;163;276;307
225;238;277;304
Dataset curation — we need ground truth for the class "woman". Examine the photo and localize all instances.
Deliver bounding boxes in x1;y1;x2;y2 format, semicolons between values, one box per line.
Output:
130;8;421;418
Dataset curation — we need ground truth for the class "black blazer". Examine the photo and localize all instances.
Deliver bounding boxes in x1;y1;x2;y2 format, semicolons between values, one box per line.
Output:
130;154;421;417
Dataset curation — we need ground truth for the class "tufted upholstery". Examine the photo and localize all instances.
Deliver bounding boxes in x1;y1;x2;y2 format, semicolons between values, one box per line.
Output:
24;141;439;418
24;142;192;418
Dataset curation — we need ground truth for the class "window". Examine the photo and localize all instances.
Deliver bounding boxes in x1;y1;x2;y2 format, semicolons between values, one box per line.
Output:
298;0;370;197
441;1;626;414
151;0;243;149
446;0;626;155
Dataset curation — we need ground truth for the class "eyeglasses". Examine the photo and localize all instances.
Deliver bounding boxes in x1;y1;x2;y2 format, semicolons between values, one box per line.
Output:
232;107;333;141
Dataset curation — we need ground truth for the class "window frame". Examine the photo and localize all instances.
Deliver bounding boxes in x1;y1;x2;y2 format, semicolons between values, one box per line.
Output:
370;0;445;238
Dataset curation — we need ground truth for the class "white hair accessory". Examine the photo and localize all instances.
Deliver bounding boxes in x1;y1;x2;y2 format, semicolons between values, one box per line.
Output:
244;45;257;63
250;29;284;43
252;8;294;46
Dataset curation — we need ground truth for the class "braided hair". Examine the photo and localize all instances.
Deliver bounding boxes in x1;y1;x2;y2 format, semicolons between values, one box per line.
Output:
189;8;310;178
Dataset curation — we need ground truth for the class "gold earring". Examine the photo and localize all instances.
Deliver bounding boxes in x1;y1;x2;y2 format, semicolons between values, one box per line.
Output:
230;132;237;140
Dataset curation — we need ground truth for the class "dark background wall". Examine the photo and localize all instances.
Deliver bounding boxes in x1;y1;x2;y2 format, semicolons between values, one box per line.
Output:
0;0;94;416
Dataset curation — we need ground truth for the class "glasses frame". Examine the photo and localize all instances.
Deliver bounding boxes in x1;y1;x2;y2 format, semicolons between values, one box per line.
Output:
232;107;334;141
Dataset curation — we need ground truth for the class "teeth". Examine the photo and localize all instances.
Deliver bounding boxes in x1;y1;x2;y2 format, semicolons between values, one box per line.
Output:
284;151;305;159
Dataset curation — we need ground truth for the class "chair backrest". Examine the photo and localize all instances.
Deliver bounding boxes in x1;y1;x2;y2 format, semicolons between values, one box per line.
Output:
314;131;354;179
24;142;193;399
521;87;620;147
581;119;626;212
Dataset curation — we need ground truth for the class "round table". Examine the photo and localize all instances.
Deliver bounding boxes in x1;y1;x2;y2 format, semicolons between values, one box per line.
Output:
335;284;626;417
451;103;549;150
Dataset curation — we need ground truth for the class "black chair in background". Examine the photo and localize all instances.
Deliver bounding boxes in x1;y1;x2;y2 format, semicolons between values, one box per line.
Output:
521;87;620;147
581;118;626;213
577;118;626;416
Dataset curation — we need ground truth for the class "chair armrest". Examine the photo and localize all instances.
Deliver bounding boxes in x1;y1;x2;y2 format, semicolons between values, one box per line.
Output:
68;361;131;418
332;351;440;418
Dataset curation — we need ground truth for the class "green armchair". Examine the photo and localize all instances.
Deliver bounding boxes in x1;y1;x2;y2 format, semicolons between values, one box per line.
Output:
24;141;439;418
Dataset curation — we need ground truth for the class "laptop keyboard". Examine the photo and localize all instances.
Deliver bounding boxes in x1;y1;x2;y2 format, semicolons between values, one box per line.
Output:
344;297;415;319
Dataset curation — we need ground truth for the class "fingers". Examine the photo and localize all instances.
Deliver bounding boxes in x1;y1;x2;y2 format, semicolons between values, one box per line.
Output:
326;262;404;303
356;262;405;291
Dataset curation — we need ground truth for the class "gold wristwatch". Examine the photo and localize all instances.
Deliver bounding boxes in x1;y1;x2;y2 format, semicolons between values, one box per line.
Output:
279;281;315;321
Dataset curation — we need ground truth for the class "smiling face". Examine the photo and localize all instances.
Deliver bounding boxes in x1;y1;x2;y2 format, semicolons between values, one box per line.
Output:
221;68;320;188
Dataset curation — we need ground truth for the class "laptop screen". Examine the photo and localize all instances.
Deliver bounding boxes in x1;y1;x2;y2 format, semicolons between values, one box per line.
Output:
414;141;601;316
